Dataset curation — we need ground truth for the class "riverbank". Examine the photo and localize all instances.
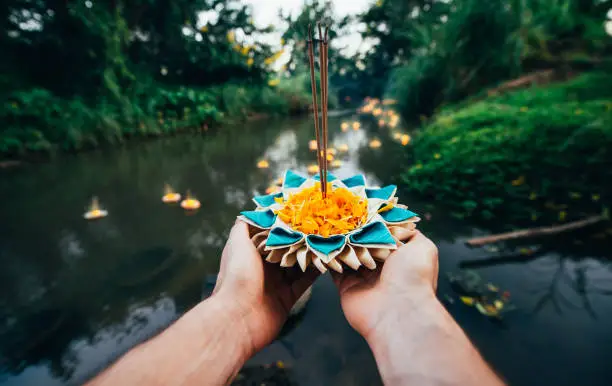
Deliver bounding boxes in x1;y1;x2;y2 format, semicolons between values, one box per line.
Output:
403;72;612;226
0;81;314;159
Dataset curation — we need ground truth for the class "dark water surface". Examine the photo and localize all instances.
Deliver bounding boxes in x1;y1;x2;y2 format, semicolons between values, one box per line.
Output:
1;116;611;385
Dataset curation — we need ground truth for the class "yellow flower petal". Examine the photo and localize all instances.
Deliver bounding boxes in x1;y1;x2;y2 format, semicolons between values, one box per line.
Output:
274;184;367;236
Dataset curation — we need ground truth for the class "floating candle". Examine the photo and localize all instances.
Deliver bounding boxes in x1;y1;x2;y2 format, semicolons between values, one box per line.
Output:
83;197;108;220
181;191;201;210
266;185;281;194
162;184;181;203
331;159;343;168
401;134;411;146
338;143;349;152
307;164;319;174
369;139;382;148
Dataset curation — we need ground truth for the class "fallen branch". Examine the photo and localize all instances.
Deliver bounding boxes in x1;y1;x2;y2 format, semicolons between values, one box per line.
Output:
466;215;606;247
487;69;556;96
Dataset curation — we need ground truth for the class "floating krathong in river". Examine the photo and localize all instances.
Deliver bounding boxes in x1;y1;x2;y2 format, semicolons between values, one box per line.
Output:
337;143;349;152
237;23;419;273
83;196;108;220
400;134;411;146
162;184;181;203
307;164;319;174
309;140;318;151
180;190;201;210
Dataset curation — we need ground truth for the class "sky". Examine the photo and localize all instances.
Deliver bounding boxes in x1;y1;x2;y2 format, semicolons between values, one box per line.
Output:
198;0;375;70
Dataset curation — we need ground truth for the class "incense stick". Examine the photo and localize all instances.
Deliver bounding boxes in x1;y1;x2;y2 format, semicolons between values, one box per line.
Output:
307;25;325;189
318;23;328;197
322;25;330;197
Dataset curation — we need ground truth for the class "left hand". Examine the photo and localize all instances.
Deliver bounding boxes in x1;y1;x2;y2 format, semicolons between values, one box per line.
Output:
213;220;319;356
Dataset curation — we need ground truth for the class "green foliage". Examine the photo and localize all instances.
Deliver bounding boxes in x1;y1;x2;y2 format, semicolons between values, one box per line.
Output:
276;71;338;114
0;81;311;156
0;0;313;157
1;89;120;154
404;73;612;224
358;0;612;118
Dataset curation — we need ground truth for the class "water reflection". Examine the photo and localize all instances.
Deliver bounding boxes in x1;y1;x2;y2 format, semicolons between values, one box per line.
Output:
0;115;611;386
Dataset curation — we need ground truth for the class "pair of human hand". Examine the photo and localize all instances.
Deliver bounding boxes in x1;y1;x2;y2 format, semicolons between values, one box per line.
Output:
213;220;439;356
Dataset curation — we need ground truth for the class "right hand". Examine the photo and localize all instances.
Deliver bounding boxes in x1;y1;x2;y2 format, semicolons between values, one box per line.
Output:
332;231;439;339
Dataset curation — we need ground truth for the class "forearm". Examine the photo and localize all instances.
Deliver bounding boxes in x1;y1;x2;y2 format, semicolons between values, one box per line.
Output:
89;294;252;386
366;291;504;386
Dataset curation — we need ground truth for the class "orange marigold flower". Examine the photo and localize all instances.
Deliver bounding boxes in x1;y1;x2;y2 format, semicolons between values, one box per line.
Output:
275;183;367;237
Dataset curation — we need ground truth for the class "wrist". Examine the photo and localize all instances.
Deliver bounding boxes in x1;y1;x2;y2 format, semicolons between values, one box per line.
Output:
365;287;440;346
193;293;257;362
364;289;445;382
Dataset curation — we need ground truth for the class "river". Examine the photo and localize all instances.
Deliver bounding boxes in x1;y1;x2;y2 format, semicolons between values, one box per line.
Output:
1;114;611;386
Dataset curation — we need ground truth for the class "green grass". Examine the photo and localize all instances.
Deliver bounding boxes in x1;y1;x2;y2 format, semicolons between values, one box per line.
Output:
403;72;612;224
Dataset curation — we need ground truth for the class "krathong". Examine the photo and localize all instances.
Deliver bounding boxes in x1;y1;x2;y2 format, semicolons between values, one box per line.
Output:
337;143;349;152
400;134;411;146
162;184;181;203
238;170;420;273
307;164;320;174
84;196;108;220
181;190;201;210
237;23;419;273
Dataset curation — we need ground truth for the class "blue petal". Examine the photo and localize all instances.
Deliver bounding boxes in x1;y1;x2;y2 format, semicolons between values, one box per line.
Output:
266;227;303;247
240;210;276;228
253;192;283;208
342;174;366;188
366;185;397;200
283;170;307;189
313;171;338;182
350;222;395;246
306;234;346;255
380;207;418;223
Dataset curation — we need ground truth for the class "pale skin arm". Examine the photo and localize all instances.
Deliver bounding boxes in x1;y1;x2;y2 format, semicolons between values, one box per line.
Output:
89;222;502;386
333;231;505;386
88;221;318;386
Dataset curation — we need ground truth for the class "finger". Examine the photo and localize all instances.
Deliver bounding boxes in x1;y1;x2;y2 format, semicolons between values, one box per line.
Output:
360;265;382;283
224;221;260;268
432;255;439;291
333;268;373;296
228;220;251;244
396;230;428;251
394;231;438;264
218;221;258;284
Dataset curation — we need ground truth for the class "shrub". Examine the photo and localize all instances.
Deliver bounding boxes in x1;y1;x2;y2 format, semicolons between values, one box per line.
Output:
403;73;612;224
